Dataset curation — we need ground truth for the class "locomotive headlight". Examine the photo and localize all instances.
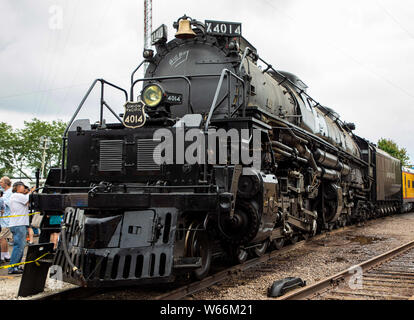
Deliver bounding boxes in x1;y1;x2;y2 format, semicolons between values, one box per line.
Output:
142;84;164;107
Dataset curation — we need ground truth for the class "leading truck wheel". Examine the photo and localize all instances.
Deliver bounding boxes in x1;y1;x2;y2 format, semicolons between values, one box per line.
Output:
233;247;248;264
185;223;212;280
272;238;285;250
252;240;269;257
290;235;299;245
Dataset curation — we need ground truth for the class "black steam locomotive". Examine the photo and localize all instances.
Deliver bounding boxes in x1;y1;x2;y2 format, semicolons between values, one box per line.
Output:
32;16;403;288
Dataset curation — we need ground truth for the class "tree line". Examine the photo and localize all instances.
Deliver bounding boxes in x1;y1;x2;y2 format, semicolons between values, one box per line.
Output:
377;138;411;167
0;119;66;179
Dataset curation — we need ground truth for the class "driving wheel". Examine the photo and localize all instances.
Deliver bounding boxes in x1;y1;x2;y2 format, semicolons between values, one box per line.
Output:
185;223;212;280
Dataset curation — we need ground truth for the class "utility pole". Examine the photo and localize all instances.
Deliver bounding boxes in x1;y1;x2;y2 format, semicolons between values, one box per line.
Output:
40;136;51;179
144;0;153;72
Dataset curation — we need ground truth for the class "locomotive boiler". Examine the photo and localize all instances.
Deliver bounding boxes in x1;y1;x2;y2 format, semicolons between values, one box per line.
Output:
31;16;403;288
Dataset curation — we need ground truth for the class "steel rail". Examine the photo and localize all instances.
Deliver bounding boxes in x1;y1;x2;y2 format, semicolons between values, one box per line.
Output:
33;227;350;301
154;244;307;300
35;218;397;301
35;244;309;301
153;226;354;300
31;287;103;301
277;239;414;300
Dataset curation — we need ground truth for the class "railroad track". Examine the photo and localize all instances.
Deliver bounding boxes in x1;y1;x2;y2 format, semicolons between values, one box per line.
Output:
34;225;354;300
154;237;311;300
35;240;310;300
278;239;414;300
34;287;103;300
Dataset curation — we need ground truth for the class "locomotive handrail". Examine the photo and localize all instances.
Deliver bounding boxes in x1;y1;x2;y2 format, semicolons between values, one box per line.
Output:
204;68;246;133
273;116;370;168
99;80;127;125
40;184;219;193
60;79;129;182
240;47;350;129
131;76;194;114
130;60;146;86
63;79;128;137
238;47;253;74
203;68;246;181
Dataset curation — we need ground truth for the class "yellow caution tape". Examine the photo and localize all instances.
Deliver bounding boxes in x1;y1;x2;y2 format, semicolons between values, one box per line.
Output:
0;252;52;270
0;212;41;219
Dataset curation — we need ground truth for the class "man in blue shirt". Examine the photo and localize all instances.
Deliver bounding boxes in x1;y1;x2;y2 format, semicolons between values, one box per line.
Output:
0;177;12;263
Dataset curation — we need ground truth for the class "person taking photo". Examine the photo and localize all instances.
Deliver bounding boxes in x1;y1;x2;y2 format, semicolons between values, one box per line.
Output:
8;182;35;275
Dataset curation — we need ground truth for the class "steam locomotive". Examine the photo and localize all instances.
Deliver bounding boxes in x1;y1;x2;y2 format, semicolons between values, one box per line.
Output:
31;16;407;288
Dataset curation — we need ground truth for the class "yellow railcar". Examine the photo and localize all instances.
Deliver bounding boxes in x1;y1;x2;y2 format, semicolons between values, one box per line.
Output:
403;169;414;202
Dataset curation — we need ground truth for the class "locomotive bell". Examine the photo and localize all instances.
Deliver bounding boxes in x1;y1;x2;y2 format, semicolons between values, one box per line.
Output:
175;18;196;39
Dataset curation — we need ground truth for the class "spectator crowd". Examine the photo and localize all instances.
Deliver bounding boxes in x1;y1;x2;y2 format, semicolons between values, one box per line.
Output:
0;176;61;275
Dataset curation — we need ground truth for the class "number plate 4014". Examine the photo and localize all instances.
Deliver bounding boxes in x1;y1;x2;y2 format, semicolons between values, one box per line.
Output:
205;20;242;37
166;93;183;105
123;101;146;129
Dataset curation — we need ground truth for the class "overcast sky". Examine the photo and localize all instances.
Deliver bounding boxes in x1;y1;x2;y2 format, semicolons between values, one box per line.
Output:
0;0;413;162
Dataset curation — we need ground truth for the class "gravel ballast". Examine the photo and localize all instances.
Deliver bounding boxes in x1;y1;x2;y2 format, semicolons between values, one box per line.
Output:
1;212;413;300
192;212;414;300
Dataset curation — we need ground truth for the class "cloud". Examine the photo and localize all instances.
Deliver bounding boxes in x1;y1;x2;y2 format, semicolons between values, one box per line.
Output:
0;0;413;162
